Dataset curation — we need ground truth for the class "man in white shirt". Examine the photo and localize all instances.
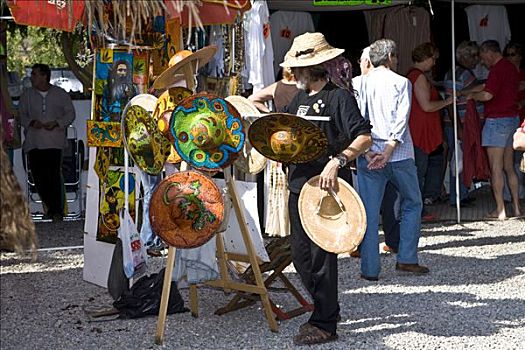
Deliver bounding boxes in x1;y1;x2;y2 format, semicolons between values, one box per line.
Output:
356;39;428;280
19;64;75;222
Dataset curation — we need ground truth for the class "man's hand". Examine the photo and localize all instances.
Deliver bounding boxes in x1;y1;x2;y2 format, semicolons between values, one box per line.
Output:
319;158;340;191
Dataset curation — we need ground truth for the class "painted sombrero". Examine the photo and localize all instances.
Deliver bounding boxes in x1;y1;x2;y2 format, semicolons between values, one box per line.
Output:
248;113;328;164
225;95;267;175
299;175;366;254
152;87;193;164
121;94;171;175
153;46;218;90
149;171;224;249
170;93;245;171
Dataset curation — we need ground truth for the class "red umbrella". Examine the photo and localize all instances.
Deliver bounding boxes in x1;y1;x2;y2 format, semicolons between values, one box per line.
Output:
164;0;251;27
7;0;85;32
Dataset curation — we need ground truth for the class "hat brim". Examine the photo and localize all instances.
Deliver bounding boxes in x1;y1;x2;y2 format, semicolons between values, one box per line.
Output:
280;48;344;68
170;93;245;171
149;171;224;249
248;113;328;164
298;176;367;254
226;96;267;174
153;46;218;90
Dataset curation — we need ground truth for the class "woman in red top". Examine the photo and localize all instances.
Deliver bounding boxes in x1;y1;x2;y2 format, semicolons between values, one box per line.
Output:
407;43;454;217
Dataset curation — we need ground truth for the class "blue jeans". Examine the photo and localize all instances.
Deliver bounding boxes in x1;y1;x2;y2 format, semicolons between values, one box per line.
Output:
444;125;468;204
357;157;422;277
140;173;162;248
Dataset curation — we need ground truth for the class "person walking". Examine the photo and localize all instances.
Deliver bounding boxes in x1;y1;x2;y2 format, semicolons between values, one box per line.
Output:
357;39;429;281
280;32;372;345
19;64;75;222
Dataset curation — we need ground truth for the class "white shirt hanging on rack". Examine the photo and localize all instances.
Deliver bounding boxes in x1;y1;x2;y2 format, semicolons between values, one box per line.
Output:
269;11;315;77
465;5;511;51
242;0;275;93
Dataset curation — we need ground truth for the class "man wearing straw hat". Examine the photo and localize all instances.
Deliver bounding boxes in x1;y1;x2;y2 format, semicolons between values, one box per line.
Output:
356;39;429;282
280;32;372;345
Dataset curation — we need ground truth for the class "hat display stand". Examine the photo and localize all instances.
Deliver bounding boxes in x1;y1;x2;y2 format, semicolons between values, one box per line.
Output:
154;69;277;346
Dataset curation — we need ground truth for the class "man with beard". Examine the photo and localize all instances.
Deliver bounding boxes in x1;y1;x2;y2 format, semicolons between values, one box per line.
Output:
280;32;372;346
101;59;139;122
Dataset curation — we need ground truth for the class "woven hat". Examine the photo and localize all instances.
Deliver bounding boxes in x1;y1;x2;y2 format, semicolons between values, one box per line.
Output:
152;87;193;164
248;113;327;164
121;94;171;175
225;95;267;174
280;32;344;68
149;171;224;249
153;46;217;90
299;176;366;254
170;93;245;171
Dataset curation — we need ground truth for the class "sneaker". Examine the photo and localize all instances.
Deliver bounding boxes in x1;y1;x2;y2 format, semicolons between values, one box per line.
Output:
395;262;429;274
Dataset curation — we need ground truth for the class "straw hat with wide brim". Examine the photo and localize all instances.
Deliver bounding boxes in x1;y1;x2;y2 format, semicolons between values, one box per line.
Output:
149;171;224;249
170;93;245;171
225;95;267;174
280;32;344;68
248;113;328;164
153;46;218;90
298;176;366;254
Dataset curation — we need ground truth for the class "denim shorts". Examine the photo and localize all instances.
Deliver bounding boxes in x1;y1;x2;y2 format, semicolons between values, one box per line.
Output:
482;116;520;147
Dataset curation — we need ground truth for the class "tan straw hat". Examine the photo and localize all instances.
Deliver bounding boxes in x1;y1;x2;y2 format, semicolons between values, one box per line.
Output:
280;32;344;68
298;176;366;254
225;95;267;174
153;45;218;89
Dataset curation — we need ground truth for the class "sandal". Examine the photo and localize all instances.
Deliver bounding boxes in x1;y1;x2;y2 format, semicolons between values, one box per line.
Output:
293;323;338;346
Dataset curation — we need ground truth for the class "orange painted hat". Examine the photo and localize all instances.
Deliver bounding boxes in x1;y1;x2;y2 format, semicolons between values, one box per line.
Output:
170;93;245;171
149;171;224;249
248;113;328;164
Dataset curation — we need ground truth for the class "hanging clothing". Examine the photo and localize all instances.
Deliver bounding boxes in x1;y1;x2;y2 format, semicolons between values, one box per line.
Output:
269;10;315;77
465;5;511;51
243;0;274;93
365;6;431;76
462;100;490;187
206;25;225;77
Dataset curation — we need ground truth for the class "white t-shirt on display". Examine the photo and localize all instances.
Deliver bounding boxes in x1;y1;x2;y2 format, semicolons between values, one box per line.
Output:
269;11;315;77
465;5;511;51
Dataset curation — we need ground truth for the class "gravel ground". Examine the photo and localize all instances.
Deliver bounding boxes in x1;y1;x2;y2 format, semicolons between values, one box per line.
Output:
1;218;525;350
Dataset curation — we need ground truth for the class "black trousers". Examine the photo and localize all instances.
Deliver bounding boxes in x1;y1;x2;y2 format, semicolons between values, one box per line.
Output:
288;192;339;335
28;149;63;216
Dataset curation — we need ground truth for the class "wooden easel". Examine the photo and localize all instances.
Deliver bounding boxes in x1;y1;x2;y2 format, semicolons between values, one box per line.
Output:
154;65;276;346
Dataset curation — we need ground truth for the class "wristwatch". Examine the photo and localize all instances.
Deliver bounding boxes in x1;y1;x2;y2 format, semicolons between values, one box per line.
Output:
333;153;348;168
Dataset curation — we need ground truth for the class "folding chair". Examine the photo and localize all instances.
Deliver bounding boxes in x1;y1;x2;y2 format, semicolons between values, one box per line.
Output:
214;236;313;320
24;125;85;221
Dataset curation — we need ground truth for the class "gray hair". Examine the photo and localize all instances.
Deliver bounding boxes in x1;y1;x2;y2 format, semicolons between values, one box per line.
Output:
456;41;479;65
369;39;397;67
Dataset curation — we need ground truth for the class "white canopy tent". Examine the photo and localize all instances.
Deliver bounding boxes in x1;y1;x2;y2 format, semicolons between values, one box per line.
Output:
266;0;525;222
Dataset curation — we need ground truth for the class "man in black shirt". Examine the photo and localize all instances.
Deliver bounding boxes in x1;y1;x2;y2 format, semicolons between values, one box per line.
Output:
281;32;372;345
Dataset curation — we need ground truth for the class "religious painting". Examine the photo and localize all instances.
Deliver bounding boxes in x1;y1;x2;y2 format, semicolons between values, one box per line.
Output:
96;170;137;244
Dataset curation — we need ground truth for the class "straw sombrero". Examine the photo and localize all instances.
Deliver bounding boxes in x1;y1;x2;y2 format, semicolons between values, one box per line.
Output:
248;113;328;164
153;46;218;90
152;87;193;164
149;171;224;249
225;95;267;174
280;32;344;68
170;93;245;171
298;176;366;254
121;94;171;175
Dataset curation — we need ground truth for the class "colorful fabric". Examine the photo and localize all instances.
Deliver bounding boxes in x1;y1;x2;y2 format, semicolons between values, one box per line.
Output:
443;66;484;121
462;100;490;187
